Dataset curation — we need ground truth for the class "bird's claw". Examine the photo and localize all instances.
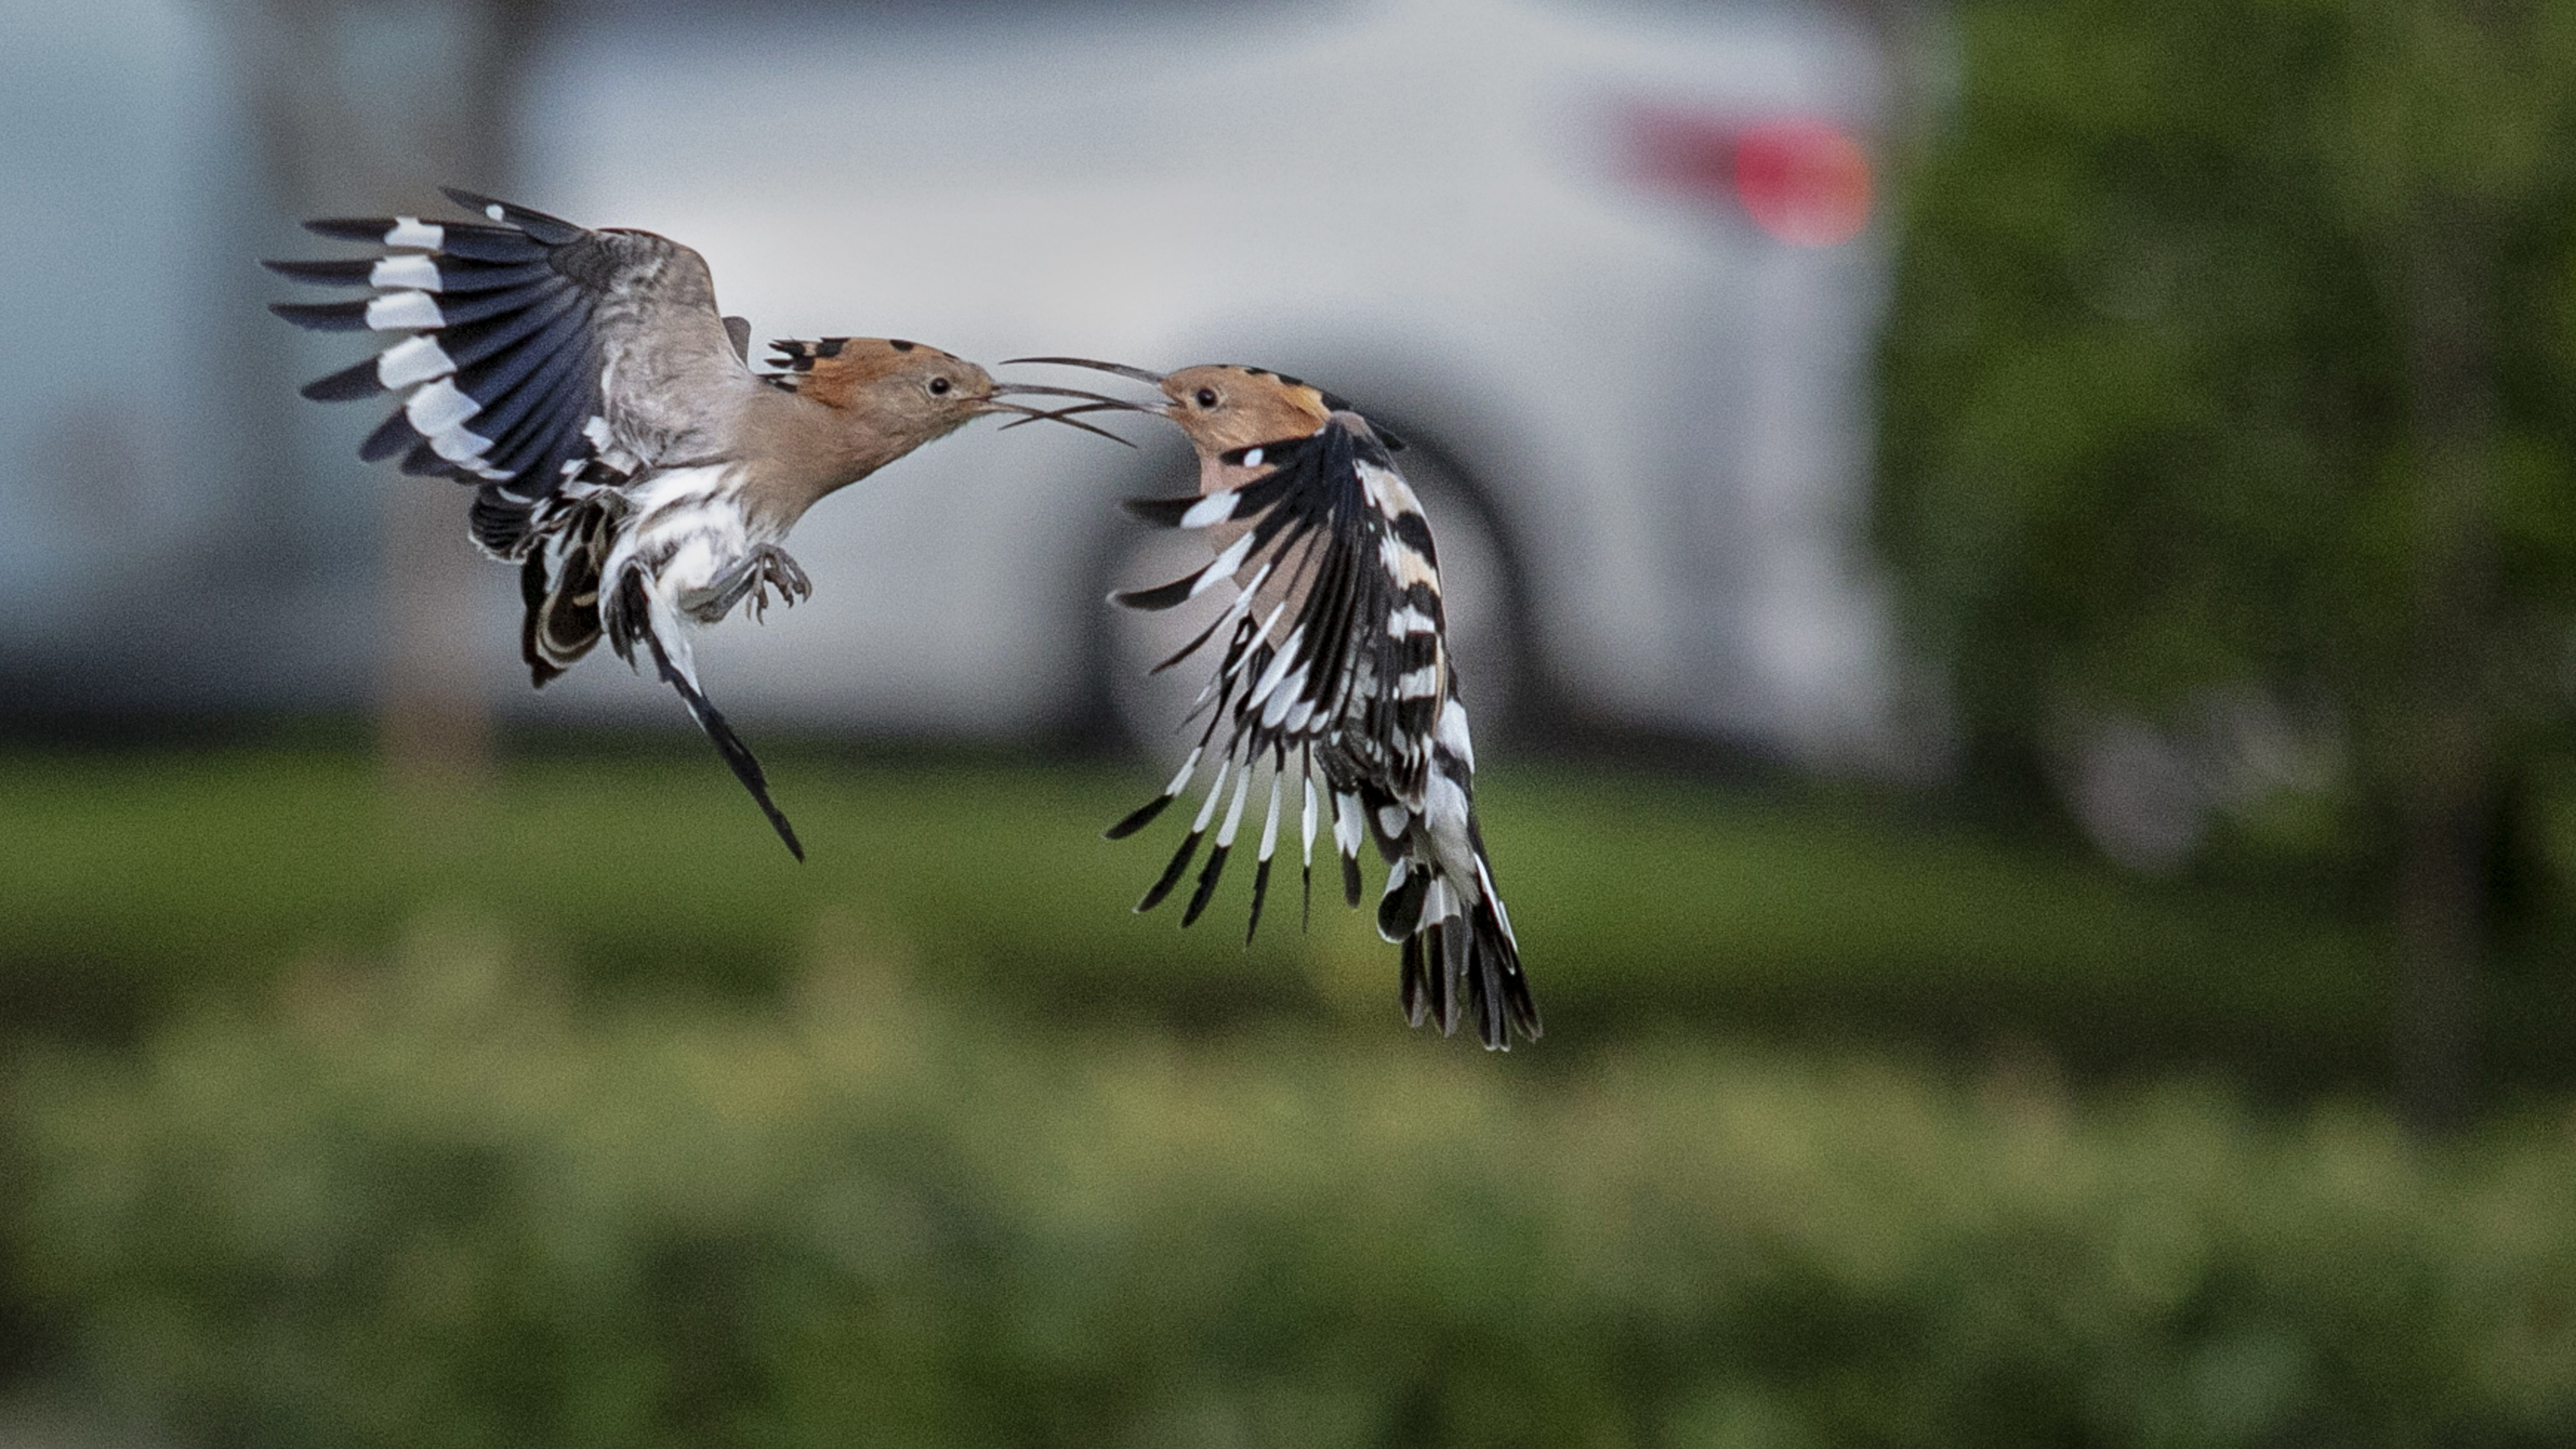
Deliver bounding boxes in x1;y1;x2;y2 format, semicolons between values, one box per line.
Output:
682;544;815;624
743;544;811;621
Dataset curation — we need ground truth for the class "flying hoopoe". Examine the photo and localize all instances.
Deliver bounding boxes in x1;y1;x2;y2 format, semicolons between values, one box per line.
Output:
1012;358;1540;1048
266;189;1119;858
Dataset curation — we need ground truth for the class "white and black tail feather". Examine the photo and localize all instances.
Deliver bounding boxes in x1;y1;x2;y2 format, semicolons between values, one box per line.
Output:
1105;418;1539;1047
267;188;616;559
1376;706;1537;1049
607;570;803;862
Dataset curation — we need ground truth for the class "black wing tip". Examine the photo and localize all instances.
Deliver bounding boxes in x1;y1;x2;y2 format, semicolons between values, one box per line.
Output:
299;356;384;402
1244;857;1274;947
1135;829;1204;913
1104;792;1176;840
437;187;585;244
301;216;395;243
1181;843;1232;927
262;256;372;286
398;440;455;476
1111;574;1199;611
269;298;369;331
1122;495;1200;527
359;408;419;462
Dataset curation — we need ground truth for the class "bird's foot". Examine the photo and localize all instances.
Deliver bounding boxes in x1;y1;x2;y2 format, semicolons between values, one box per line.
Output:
681;544;810;624
743;544;812;621
675;541;804;621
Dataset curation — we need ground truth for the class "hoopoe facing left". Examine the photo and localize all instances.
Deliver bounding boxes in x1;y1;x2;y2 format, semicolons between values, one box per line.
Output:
1013;359;1541;1048
268;190;1115;858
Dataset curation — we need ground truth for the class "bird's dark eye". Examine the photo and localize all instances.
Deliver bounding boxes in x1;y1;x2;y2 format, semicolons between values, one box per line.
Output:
1195;387;1218;408
928;377;953;396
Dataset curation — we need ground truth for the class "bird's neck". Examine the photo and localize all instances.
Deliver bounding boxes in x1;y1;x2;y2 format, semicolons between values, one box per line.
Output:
735;387;931;530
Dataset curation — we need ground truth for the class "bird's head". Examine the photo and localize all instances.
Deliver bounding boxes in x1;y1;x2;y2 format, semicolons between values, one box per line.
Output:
768;337;1130;447
1153;364;1334;454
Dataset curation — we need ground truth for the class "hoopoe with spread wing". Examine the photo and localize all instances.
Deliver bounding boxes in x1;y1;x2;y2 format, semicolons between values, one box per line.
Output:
1014;359;1540;1048
267;189;1116;858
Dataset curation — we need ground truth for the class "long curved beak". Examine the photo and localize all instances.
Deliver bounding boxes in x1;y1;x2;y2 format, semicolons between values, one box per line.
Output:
992;398;1156;435
977;396;1137;447
990;381;1133;404
1002;356;1169;386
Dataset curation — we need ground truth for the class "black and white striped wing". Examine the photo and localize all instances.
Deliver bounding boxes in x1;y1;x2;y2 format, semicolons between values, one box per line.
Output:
1106;423;1396;924
1107;416;1538;1046
268;189;685;557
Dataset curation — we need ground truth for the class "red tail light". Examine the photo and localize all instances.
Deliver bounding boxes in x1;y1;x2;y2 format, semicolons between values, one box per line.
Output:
1629;110;1873;247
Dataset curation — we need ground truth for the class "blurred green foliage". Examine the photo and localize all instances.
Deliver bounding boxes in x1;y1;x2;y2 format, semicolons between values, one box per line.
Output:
18;744;2558;1088
1874;0;2576;1124
11;917;2574;1448
1879;0;2576;767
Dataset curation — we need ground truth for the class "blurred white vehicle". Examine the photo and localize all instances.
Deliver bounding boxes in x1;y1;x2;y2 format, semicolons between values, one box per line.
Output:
507;0;1897;758
0;0;1894;760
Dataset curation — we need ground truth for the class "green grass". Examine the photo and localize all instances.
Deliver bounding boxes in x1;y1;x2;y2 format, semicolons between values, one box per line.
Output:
0;743;2452;1087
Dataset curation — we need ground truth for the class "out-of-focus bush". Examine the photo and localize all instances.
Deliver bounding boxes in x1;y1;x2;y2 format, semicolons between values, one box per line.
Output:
12;913;2573;1448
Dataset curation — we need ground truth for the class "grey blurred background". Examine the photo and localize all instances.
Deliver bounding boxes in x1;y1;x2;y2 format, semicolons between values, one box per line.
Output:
0;0;1899;764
